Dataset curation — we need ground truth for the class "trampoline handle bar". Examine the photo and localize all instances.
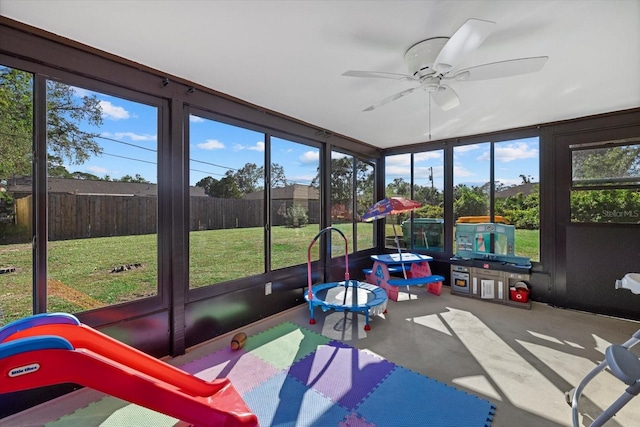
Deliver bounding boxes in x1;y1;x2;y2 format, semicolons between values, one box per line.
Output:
307;227;350;301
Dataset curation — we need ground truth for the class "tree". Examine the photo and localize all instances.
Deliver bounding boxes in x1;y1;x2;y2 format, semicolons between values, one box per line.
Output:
453;184;488;219
0;67;33;180
119;174;149;183
572;145;640;183
356;160;375;217
47;157;73;178
330;157;354;205
571;189;640;223
71;171;102;180
270;163;288;188
46;79;103;167
195;175;241;198
232;162;287;194
233;163;262;194
0;66;103;182
386;177;411;198
309;156;374;220
495;185;540;229
519;174;533;184
212;176;242;198
414;184;442;207
195;176;216;195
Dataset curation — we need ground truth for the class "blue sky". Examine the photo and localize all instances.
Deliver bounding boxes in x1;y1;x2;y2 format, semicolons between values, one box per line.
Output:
68;86;537;189
386;137;539;191
67;87;320;186
68;87;159;183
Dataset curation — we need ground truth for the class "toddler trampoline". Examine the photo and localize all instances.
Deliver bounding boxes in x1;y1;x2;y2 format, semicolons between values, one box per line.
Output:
305;227;387;331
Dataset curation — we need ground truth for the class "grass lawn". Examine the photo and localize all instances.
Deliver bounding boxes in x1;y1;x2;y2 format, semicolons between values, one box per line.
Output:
0;223;538;325
0;224;373;325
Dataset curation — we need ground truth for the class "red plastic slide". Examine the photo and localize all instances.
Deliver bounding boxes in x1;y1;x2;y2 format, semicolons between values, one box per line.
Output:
3;323;227;397
0;318;258;427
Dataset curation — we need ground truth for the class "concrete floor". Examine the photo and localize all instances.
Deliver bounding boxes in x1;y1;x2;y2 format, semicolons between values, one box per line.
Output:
264;288;640;427
4;287;640;427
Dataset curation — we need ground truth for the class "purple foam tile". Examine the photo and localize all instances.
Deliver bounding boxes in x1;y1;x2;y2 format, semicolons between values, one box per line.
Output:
181;348;279;395
287;340;395;411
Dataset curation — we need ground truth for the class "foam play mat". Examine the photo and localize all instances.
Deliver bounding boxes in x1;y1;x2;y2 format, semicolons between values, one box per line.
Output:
45;322;496;426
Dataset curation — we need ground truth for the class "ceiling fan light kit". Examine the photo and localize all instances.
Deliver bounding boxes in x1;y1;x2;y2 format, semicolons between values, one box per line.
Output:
404;37;449;78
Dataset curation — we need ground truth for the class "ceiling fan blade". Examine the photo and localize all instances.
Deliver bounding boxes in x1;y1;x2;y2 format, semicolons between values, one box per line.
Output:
431;85;460;111
451;56;549;81
363;87;420;112
342;70;417;82
433;18;496;74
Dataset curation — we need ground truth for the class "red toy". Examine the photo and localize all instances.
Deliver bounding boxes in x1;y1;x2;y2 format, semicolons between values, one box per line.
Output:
0;313;257;427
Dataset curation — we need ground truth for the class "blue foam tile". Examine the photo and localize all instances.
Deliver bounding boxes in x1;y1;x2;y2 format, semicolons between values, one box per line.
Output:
356;366;496;427
243;372;350;427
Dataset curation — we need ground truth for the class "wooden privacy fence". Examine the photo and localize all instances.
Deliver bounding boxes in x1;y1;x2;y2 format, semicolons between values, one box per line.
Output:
15;194;320;241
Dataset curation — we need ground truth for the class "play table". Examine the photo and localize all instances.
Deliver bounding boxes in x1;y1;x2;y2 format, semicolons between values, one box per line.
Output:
365;253;445;301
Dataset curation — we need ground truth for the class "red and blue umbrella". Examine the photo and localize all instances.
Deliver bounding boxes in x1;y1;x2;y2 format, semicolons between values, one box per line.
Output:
362;197;422;278
362;197;422;222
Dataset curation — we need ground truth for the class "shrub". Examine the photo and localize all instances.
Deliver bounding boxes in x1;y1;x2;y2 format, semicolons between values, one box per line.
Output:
285;205;308;228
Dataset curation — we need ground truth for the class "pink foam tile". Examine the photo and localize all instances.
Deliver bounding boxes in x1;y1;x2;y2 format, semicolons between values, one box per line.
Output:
181;347;279;395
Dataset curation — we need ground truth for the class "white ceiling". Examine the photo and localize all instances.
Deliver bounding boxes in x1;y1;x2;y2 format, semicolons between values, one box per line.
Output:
2;0;639;149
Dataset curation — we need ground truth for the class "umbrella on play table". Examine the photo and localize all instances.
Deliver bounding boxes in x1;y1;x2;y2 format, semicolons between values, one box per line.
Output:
362;197;422;278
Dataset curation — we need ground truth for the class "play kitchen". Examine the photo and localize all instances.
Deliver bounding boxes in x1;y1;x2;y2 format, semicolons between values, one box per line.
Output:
451;264;471;294
450;259;532;309
450;219;532;309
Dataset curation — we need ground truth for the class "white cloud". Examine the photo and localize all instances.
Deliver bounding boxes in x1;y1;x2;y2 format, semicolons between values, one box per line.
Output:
385;165;411;176
331;151;350;160
189;115;205;123
248;141;265;152
102;131;156;142
414;151;442;162
453;164;475;177
300;150;319;164
386;153;411;166
415;165;443;178
85;165;108;174
100;100;130;120
495;142;538;163
455;144;480;153
232;141;264;152
197;139;225;150
495;178;523;187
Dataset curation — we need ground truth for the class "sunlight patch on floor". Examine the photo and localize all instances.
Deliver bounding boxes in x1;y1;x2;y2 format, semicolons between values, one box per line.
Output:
396;291;420;301
441;307;566;425
452;375;502;401
564;340;584;349
592;334;612;355
407;314;452;336
320;312;369;341
518;339;640;426
527;330;564;345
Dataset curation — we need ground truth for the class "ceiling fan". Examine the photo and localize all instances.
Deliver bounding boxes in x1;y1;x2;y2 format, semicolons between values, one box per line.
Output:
343;18;548;112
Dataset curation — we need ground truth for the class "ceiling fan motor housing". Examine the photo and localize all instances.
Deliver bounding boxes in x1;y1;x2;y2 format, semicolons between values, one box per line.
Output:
404;37;448;78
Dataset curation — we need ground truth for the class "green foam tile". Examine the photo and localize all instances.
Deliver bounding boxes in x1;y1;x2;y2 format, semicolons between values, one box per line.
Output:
244;321;331;370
